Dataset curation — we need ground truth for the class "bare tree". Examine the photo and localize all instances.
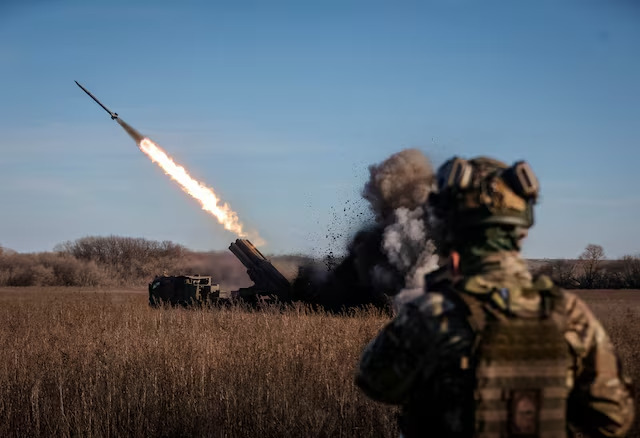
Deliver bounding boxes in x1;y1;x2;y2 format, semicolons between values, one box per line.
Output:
620;254;640;288
578;244;605;288
549;259;579;288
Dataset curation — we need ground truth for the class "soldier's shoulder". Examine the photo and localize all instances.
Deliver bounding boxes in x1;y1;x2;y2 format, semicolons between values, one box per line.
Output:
531;278;607;358
529;275;604;333
531;274;587;316
561;290;602;333
531;273;563;294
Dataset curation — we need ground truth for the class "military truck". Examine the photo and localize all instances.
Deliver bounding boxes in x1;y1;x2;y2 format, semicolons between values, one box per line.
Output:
148;239;292;307
148;274;220;307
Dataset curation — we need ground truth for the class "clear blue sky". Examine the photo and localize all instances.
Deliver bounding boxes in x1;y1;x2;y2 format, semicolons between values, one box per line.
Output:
1;0;639;259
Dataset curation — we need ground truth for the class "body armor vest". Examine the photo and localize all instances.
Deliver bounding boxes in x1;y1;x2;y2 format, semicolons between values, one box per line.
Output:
458;281;572;438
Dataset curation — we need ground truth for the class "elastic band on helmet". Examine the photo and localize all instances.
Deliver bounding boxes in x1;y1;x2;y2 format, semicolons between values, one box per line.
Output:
505;161;539;199
438;157;473;191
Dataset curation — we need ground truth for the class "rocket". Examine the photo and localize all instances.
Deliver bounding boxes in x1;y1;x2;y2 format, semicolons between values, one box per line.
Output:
75;81;118;120
75;80;145;144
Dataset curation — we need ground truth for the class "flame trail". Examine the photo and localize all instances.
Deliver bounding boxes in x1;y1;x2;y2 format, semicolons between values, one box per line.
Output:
72;82;263;244
138;137;264;246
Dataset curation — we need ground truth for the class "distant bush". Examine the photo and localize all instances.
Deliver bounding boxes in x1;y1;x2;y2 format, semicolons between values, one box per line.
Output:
619;255;640;288
57;236;187;283
0;251;108;287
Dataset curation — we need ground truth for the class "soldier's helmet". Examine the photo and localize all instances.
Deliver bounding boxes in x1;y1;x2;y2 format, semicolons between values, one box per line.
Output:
429;156;540;231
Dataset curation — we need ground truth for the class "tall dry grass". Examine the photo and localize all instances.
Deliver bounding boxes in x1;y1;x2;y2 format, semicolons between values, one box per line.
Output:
0;288;637;437
0;288;396;437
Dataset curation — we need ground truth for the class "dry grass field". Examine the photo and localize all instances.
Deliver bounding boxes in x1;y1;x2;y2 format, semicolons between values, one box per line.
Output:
0;287;638;437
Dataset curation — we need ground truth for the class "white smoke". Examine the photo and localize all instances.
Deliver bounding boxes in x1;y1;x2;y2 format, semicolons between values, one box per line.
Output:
363;149;440;296
382;206;439;289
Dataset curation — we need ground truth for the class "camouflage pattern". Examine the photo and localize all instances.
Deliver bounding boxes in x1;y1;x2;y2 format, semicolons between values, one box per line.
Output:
356;250;635;437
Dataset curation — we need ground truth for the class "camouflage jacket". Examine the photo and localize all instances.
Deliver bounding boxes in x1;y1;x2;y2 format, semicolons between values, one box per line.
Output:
355;253;635;437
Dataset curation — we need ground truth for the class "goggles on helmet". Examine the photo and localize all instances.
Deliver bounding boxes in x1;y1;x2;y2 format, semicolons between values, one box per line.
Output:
432;156;539;228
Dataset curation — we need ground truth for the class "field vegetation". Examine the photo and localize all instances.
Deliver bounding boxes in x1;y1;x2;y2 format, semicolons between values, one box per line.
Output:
0;288;396;437
0;287;638;437
1;237;638;436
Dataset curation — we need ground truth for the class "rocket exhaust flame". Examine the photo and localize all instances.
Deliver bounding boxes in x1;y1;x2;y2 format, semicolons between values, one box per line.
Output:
137;137;263;245
75;81;263;245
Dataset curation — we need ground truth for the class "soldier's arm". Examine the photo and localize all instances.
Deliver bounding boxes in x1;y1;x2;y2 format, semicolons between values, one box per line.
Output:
564;292;635;437
355;294;442;404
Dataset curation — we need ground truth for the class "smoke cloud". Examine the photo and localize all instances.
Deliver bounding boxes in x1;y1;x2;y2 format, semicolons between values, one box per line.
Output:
364;148;439;290
295;148;440;310
363;148;436;224
382;206;439;289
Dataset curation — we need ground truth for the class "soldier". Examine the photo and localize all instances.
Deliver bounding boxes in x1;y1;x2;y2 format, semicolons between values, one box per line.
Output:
356;156;635;437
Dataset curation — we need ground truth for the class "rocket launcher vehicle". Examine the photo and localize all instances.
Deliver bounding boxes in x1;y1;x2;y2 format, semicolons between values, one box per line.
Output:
149;239;293;307
228;239;292;302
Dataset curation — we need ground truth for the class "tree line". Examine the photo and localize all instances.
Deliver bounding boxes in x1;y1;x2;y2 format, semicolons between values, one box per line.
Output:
0;236;250;288
1;238;638;289
533;244;640;289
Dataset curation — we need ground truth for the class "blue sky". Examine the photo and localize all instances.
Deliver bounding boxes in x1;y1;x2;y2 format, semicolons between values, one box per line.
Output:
1;0;638;259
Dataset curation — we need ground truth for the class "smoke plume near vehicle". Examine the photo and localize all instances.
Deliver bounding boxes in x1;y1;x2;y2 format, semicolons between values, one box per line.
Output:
295;148;440;309
365;148;439;287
